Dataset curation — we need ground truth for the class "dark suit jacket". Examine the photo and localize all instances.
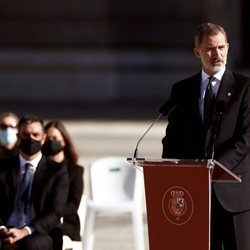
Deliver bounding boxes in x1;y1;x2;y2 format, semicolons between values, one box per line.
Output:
162;68;250;212
0;145;19;160
0;155;69;233
61;160;84;241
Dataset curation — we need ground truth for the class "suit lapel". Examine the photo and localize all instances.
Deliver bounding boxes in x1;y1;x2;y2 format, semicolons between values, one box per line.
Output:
216;69;235;107
31;156;47;195
202;69;235;130
206;69;235;151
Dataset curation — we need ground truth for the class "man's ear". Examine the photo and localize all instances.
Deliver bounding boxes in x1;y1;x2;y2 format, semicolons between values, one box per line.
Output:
41;133;47;145
194;48;200;59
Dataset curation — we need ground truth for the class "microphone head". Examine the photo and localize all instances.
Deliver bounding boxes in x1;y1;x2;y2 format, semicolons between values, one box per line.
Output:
159;99;176;116
216;100;226;116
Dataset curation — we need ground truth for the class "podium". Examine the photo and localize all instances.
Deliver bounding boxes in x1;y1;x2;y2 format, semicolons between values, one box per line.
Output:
128;158;241;250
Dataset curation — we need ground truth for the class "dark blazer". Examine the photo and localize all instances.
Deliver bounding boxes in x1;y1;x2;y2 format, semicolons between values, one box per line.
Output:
162;68;250;212
0;155;69;233
0;145;19;160
61;160;84;241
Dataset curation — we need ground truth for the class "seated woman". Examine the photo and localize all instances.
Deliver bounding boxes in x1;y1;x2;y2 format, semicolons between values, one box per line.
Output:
42;120;84;250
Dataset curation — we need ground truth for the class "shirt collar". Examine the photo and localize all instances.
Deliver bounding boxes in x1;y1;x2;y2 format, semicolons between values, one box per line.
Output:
19;152;42;170
201;66;226;82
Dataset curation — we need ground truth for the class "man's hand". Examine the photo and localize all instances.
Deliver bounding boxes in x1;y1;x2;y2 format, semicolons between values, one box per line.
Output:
3;227;29;245
0;227;17;250
0;226;8;237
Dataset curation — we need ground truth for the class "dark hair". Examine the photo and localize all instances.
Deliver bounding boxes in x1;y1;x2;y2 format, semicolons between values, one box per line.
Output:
44;120;78;164
194;22;228;47
18;114;44;131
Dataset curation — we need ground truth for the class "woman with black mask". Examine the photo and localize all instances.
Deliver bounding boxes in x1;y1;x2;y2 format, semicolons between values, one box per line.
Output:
42;120;84;250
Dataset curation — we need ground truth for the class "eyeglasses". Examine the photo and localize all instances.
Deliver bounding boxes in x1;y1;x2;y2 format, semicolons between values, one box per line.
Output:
0;124;17;130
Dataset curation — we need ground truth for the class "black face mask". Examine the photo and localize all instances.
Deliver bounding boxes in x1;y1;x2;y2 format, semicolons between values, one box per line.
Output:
20;138;42;156
42;140;64;156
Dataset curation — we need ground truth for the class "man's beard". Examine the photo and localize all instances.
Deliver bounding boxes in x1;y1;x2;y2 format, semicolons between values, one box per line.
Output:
206;60;227;73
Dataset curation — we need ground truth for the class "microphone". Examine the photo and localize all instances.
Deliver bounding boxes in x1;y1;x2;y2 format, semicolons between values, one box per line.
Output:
210;100;226;161
133;100;177;161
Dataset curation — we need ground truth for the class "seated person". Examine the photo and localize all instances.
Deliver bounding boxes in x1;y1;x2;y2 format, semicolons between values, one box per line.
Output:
0;112;19;160
43;120;84;250
0;114;69;250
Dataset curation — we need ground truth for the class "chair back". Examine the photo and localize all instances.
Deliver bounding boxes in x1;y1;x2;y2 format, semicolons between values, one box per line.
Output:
89;157;142;205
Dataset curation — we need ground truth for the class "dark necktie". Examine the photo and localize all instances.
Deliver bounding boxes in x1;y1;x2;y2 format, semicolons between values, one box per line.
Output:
17;163;33;227
21;163;33;206
204;76;215;131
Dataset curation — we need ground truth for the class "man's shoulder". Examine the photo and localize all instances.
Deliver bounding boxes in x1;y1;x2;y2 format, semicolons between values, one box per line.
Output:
173;72;201;90
170;72;201;100
0;155;19;169
231;70;250;83
173;72;201;88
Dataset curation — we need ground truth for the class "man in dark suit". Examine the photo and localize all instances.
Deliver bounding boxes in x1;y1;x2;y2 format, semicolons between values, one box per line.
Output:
0;115;69;250
162;23;250;250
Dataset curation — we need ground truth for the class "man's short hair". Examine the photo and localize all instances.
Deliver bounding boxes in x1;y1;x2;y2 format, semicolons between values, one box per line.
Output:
18;114;44;131
194;22;228;47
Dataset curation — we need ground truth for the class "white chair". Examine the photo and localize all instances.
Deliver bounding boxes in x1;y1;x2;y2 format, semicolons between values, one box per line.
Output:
63;235;81;250
82;156;145;250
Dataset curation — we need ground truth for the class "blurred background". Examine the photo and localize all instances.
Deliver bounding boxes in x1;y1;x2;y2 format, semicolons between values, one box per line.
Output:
0;0;249;249
0;0;249;117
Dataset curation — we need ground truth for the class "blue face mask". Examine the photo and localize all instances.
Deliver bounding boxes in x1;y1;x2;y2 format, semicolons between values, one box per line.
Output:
0;127;18;146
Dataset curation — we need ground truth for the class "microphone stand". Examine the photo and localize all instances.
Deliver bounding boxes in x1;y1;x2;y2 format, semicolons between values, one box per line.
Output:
133;113;163;162
132;103;176;167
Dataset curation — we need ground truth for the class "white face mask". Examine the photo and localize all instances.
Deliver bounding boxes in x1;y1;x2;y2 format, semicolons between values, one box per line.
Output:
0;127;18;146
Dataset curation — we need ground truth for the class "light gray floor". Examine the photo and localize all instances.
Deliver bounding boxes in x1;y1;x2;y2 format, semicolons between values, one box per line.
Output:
63;120;167;250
